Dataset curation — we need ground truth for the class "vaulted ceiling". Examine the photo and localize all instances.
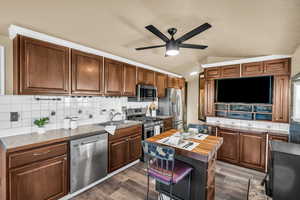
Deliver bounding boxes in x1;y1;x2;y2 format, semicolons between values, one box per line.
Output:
0;0;300;76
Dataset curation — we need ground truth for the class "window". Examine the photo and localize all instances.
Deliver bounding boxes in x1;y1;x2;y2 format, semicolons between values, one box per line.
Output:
0;45;4;95
294;79;300;122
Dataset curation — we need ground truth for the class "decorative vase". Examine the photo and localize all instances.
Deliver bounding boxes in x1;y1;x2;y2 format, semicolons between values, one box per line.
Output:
37;127;46;134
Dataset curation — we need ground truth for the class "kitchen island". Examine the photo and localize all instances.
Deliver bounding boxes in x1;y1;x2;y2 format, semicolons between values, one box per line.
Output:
147;129;223;200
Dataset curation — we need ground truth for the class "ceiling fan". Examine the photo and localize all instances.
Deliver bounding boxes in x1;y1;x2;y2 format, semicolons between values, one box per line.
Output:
135;23;211;56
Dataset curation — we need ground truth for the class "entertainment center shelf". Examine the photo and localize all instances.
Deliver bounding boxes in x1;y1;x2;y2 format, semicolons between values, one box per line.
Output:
215;103;273;121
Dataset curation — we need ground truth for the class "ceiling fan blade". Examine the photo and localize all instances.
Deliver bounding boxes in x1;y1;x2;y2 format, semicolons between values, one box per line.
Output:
145;25;170;42
135;44;165;50
176;23;211;43
179;43;208;49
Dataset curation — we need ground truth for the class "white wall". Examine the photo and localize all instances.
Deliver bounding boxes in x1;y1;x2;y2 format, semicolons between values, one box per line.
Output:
187;76;199;124
0;35;13;94
292;45;300;76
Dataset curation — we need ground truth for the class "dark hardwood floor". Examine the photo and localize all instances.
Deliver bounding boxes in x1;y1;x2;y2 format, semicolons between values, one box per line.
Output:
72;161;265;200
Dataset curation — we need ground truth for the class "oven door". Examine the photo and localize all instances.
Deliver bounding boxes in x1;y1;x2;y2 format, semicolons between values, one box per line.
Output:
143;127;155;140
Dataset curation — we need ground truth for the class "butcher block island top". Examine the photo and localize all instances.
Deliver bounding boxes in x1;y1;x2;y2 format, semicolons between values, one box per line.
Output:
147;129;223;162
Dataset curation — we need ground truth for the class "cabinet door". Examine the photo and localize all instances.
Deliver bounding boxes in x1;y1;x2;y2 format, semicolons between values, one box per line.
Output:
273;75;290;122
9;155;68;200
123;64;136;96
217;129;239;164
205;80;215;116
108;139;128;172
239;133;266;171
128;134;142;162
164;118;173;131
263;58;290;75
178;78;185;89
71;50;103;95
205;68;220;79
137;68;145;84
17;36;70;95
155;72;167;97
104;58;123;95
144;69;155;85
241;62;264;77
221;65;240;78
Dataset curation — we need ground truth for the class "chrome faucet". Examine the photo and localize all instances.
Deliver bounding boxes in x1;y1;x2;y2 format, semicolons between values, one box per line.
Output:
109;111;122;122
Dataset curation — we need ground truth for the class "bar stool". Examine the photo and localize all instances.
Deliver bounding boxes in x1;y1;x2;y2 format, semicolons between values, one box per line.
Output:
142;141;193;200
187;123;210;134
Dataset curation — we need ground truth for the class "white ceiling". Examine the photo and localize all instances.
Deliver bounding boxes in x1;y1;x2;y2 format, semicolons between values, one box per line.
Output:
0;0;300;76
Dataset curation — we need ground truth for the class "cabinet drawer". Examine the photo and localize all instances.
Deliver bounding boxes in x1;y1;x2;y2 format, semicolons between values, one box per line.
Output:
205;68;220;79
109;125;142;141
9;142;68;169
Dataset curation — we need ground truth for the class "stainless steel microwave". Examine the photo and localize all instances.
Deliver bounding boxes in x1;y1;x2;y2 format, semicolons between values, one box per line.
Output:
137;84;157;101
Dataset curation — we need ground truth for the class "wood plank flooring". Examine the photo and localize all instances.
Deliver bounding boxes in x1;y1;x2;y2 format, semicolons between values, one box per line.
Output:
72;161;265;200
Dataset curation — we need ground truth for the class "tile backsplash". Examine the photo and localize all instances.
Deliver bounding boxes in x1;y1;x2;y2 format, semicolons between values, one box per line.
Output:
206;117;290;132
0;95;156;138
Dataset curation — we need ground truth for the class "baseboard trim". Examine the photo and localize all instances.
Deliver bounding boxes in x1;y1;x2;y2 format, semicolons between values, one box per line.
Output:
59;160;140;200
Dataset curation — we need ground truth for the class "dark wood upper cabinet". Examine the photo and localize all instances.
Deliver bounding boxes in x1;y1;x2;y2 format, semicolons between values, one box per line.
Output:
273;75;290;123
239;132;266;171
123;63;137;96
137;68;155;85
14;36;70;95
178;78;185;89
241;62;264;76
205;67;221;79
263;58;290;75
220;65;240;78
205;80;215;116
71;50;103;95
217;129;239;164
9;155;68;200
104;58;123;95
155;72;167;97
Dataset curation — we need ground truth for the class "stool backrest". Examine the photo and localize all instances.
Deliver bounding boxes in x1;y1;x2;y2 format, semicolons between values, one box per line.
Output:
188;123;209;134
142;141;175;180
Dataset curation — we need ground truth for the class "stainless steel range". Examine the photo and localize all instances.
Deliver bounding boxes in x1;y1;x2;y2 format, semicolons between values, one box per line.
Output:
126;108;164;161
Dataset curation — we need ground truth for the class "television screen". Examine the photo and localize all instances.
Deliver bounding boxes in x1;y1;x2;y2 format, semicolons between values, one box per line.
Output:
216;76;273;104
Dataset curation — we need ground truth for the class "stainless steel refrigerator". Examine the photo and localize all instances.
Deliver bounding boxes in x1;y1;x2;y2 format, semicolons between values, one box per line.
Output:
158;88;185;130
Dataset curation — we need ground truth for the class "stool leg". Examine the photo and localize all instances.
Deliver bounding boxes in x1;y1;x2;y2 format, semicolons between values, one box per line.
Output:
188;173;191;200
169;184;173;200
147;175;149;200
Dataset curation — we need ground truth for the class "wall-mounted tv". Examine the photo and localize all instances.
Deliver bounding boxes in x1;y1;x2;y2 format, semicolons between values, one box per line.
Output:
216;76;273;104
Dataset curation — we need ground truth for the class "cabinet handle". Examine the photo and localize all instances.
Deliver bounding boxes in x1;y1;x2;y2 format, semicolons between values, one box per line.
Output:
33;150;51;156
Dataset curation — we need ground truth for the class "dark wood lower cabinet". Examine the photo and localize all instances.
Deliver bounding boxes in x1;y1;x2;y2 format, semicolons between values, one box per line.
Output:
239;132;266;171
163;118;173;131
217;129;239;164
0;142;69;200
9;155;68;200
217;128;268;172
108;126;142;173
109;139;129;172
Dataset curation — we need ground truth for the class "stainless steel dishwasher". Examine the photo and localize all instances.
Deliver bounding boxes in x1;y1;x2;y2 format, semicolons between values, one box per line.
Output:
70;133;108;193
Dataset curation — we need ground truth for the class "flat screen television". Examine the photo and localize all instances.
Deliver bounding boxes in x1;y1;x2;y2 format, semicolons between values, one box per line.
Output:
216;76;273;104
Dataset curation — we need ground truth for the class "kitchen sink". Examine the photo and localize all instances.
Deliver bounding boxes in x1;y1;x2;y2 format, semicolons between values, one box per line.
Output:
97;120;133;127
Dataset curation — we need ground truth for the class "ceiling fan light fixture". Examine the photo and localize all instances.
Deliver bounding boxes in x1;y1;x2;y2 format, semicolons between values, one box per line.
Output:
166;41;179;56
166;49;179;56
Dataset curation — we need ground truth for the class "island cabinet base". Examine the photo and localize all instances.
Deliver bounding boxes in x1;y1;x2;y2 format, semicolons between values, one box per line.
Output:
156;154;216;200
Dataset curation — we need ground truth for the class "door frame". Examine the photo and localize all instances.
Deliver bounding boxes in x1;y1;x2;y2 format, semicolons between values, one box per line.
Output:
0;45;5;95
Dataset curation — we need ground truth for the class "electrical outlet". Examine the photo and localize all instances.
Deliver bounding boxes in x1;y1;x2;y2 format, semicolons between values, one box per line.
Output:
10;112;19;122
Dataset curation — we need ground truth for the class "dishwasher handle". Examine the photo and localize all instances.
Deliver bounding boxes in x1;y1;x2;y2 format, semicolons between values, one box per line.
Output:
80;140;100;146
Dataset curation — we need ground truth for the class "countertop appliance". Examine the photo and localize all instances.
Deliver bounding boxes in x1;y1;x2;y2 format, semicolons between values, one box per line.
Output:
136;84;157;101
266;141;300;199
126;108;164;161
158;88;184;130
70;133;108;193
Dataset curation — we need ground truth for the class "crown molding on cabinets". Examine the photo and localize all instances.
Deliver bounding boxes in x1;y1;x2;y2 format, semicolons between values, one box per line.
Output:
0;45;5;95
201;55;292;68
8;24;182;78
